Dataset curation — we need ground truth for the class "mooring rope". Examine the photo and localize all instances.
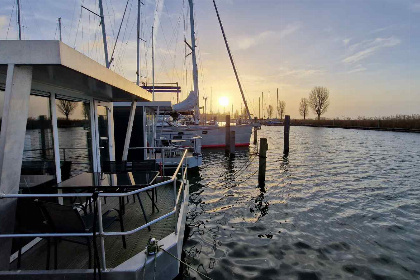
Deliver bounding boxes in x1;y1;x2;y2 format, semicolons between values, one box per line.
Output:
160;248;213;280
144;238;214;280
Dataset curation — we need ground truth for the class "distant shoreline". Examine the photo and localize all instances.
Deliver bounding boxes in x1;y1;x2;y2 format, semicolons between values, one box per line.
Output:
291;123;420;133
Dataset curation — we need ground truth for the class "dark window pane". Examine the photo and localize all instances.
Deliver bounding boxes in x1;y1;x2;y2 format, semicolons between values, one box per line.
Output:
56;98;93;179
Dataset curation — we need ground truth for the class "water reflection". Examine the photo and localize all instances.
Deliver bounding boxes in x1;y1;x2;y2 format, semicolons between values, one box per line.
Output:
183;126;420;279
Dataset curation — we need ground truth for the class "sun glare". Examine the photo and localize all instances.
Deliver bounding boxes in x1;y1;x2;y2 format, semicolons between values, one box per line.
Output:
218;96;229;107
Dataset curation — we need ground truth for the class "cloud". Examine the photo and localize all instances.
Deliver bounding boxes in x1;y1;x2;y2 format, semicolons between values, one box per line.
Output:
277;66;324;77
343;38;351;46
236;30;274;50
279;23;301;39
234;23;300;50
347;65;366;74
342;37;400;64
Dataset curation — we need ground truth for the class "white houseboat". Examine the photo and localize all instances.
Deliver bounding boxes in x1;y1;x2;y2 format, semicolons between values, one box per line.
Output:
0;40;189;280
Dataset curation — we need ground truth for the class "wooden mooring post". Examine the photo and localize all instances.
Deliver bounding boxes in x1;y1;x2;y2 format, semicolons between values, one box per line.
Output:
253;117;258;145
225;115;231;153
284;115;290;155
230;130;235;157
258;138;268;185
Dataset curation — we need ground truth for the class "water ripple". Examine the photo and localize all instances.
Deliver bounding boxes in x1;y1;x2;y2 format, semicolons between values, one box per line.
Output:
183;127;420;279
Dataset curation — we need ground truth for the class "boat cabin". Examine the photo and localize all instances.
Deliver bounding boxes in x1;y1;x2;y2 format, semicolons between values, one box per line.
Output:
0;40;189;280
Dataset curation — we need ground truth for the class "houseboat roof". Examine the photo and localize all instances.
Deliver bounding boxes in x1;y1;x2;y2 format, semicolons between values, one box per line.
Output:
0;40;152;102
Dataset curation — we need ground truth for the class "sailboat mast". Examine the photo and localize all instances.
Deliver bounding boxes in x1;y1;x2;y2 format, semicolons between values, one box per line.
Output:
212;0;252;121
58;17;62;41
17;0;22;40
98;0;110;68
188;0;200;122
136;0;141;86
152;26;155;101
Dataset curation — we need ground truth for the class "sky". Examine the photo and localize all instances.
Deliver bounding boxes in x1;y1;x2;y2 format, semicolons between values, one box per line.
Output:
1;0;419;119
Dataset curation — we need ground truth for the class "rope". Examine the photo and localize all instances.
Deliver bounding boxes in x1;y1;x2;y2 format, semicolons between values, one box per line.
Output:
109;0;130;66
160;248;214;280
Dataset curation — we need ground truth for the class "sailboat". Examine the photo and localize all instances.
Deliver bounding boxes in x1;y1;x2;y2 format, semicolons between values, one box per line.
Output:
157;0;257;148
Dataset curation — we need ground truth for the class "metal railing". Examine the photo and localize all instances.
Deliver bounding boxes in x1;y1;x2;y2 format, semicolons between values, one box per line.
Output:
0;149;189;271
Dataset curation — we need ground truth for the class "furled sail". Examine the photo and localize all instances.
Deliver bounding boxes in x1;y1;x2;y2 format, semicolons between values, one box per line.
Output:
172;90;197;112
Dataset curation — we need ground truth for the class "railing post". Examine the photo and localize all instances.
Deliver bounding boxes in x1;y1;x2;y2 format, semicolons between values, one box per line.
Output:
173;179;177;207
162;148;165;177
97;197;107;270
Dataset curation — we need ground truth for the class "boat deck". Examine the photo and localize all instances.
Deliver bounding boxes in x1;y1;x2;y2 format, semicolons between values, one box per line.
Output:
8;184;176;271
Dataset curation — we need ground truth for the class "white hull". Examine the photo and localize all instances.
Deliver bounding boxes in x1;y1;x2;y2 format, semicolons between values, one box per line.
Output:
158;124;253;148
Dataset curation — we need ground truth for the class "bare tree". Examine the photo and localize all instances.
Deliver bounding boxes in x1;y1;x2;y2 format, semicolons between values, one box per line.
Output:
267;105;273;119
57;100;78;120
277;100;286;119
309;86;330;120
299;98;309;120
82;102;90;120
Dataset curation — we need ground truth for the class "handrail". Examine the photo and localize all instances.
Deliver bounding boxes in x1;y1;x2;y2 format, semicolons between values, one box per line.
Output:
1;148;189;272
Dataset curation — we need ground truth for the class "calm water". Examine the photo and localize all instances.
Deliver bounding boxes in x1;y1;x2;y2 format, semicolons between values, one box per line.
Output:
182;126;420;280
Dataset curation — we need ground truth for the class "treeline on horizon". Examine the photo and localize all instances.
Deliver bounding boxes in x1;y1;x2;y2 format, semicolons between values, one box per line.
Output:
292;114;420;130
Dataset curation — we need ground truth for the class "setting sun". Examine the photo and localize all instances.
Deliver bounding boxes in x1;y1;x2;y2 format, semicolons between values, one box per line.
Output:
218;96;229;107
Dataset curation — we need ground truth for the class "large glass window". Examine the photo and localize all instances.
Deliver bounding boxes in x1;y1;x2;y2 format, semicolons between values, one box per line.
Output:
56;97;93;179
20;94;56;193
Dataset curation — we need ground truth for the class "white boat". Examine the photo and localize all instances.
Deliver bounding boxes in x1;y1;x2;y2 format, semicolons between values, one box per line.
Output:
159;123;253;148
161;0;258;148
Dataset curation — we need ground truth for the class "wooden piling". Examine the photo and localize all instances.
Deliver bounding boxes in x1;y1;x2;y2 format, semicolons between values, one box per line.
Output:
230;130;235;156
258;138;268;185
284;115;290;155
225;115;231;153
253;117;258;145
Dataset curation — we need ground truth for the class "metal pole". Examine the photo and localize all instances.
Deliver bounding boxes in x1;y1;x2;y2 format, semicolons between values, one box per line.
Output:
262;92;264;119
122;101;137;161
276;88;278;119
97;197;107;270
98;0;110;68
152;26;155;101
58;17;62;41
212;0;252;120
17;0;22;40
136;0;141;86
188;0;200;123
258;97;260;119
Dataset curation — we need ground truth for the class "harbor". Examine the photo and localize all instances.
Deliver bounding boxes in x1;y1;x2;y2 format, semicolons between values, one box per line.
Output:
0;0;419;279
